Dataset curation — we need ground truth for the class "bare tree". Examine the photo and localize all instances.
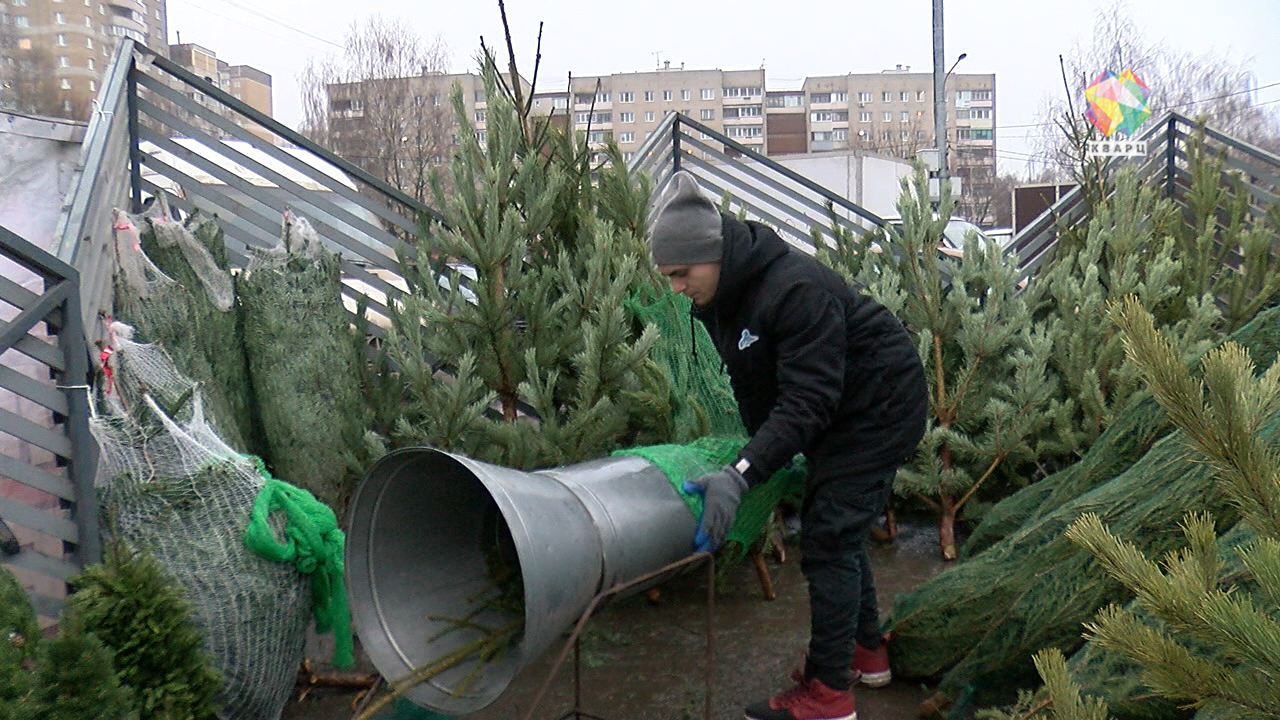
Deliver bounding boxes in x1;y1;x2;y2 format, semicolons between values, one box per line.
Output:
1032;2;1280;179
299;16;453;206
0;3;15;111
8;44;76;119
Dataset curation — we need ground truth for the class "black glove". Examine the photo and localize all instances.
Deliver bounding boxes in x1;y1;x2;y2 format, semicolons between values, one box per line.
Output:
681;465;749;552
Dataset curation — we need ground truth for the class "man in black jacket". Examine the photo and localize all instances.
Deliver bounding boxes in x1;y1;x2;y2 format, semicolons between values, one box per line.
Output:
649;171;928;720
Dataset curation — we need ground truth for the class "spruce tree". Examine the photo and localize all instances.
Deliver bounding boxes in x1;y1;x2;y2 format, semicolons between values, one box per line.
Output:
382;52;668;470
822;169;1068;559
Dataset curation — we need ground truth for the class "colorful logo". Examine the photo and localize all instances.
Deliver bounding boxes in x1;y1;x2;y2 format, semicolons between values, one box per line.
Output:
1084;69;1152;137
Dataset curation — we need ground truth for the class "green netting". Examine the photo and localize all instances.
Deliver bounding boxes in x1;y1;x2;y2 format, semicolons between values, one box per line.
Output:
962;392;1170;556
613;436;806;566
885;305;1280;698
624;285;744;441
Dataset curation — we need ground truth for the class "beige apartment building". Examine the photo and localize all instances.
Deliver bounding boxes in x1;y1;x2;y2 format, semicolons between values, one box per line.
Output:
170;42;273;142
2;0;167;118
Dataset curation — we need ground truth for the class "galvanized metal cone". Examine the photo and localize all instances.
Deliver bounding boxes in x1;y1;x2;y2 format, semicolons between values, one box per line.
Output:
345;448;697;715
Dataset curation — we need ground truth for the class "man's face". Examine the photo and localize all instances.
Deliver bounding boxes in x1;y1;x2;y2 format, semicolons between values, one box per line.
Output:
657;262;721;308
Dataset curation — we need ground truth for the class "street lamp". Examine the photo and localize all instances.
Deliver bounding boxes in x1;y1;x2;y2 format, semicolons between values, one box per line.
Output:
935;52;967;184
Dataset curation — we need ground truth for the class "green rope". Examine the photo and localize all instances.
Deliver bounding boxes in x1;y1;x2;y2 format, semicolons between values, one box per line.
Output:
243;459;353;668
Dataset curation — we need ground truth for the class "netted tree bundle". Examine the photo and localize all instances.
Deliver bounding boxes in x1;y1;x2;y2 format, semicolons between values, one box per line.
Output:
236;214;368;510
111;208;251;452
613;436;805;568
962;393;1170;556
623;286;745;442
93;331;312;720
885;305;1280;696
140;211;258;452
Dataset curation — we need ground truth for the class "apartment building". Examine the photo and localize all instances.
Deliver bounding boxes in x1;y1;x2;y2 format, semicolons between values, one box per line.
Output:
568;63;767;162
169;42;273;142
772;65;996;218
327;62;997;220
2;0;167;118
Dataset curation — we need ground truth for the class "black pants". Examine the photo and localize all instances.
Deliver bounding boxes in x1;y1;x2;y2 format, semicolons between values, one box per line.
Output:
799;467;894;691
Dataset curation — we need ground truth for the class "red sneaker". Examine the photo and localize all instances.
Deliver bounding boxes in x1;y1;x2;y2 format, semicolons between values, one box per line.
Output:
850;634;892;688
744;671;857;720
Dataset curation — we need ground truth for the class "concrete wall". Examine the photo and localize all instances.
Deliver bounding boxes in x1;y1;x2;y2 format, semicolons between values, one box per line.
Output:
770;149;912;219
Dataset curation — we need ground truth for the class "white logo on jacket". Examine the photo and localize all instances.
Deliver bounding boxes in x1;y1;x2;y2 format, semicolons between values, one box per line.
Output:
738;329;759;351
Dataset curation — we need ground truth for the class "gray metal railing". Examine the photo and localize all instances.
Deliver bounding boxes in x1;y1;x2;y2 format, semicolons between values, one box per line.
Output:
628;112;886;253
0;224;98;619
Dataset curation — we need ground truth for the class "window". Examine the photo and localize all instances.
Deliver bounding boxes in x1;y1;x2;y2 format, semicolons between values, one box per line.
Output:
662;89;672;101
724;105;762;119
18;38;31;49
55;33;67;46
57;55;68;67
432;94;442;106
811;131;832;142
644;90;654;102
619;91;634;102
88;79;95;92
766;93;802;108
700;108;715;120
901;130;910;140
619;111;634;123
811;111;832;122
574;112;590;124
596;91;610;103
880;130;891;141
958;128;993;140
13;15;28;27
882;91;892;102
858;91;872;103
833;129;848;140
701;88;714;100
474;130;486;143
810;92;831;104
644;110;654;122
859;111;871;122
680;89;690;101
901;91;910;101
916;90;925;101
900;111;909;123
12;0;27;6
971;89;992;100
832;91;848;102
474;110;486;123
723;86;761;98
60;78;71;90
619;131;634;143
587;130;611;143
623;151;634;161
574;93;594;105
474;90;485;103
84;15;91;26
85;36;93;48
54;12;65;23
881;111;891;122
725;126;762;138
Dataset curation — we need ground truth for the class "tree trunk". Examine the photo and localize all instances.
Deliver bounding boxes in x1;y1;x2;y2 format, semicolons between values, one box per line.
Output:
938;493;958;561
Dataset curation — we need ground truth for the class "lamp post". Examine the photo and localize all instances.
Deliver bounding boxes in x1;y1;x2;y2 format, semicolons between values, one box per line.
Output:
934;51;967;186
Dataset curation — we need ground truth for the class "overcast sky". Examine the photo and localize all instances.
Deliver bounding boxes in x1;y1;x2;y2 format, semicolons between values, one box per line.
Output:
166;0;1280;176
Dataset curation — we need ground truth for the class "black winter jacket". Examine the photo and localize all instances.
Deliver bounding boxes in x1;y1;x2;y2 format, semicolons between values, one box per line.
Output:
693;214;928;487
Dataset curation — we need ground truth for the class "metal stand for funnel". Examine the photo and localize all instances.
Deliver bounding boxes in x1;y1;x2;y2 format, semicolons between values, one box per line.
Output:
522;551;716;720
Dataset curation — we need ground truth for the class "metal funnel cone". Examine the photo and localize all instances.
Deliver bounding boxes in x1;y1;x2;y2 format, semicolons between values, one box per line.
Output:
345;447;696;714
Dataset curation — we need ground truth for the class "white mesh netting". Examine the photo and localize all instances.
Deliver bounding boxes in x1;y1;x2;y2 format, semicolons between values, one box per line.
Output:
92;322;310;720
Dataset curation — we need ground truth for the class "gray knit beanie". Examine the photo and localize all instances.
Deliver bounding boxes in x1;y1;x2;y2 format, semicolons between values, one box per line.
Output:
648;171;723;265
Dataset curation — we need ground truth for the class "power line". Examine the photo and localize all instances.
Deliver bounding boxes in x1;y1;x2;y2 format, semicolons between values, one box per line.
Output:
181;0;344;50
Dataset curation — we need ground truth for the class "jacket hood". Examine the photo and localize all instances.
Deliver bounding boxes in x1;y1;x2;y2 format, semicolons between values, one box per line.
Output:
699;214;789;314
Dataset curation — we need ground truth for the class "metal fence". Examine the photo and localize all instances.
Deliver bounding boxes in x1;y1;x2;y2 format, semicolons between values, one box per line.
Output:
0;224;98;620
628;112;887;253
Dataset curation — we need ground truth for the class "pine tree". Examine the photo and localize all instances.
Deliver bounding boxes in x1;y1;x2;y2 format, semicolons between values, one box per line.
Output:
382;52;669;470
822;168;1069;559
27;618;138;720
1026;167;1221;457
985;297;1280;719
1176;127;1280;332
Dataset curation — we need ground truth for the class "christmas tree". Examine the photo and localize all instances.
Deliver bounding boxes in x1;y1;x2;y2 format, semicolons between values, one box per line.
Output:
382;51;669;469
822;168;1069;559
